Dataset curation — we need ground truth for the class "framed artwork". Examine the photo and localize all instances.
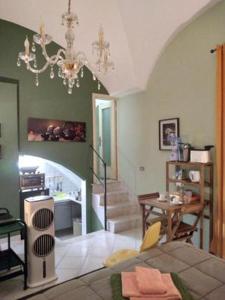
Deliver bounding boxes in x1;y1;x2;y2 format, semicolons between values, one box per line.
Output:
159;118;179;150
28;118;86;142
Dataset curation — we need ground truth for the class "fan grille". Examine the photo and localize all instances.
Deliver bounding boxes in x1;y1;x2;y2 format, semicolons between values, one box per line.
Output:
33;234;55;257
32;208;54;230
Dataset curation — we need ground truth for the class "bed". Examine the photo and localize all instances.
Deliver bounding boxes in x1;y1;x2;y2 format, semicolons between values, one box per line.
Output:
25;241;225;300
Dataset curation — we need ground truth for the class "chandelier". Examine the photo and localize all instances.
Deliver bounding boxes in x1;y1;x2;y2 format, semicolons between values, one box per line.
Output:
17;0;114;94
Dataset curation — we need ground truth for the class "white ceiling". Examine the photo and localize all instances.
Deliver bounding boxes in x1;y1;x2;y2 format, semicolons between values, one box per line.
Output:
0;0;221;96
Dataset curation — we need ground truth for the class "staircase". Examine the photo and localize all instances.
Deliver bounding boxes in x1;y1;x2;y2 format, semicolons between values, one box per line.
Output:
92;181;141;233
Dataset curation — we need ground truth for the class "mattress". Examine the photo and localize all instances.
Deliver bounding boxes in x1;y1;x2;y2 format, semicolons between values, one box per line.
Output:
27;241;225;300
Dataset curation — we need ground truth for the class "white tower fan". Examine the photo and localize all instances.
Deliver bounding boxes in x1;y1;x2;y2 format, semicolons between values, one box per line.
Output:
24;195;57;287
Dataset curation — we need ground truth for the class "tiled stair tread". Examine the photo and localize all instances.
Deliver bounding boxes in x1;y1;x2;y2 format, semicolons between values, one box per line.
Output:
92;180;122;185
107;202;138;209
93;190;128;196
92;181;125;194
107;203;139;218
95;198;130;209
107;214;141;224
100;199;129;206
96;201;138;211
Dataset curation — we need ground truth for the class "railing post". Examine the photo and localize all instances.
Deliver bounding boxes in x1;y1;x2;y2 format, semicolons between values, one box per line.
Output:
104;162;107;231
90;144;108;232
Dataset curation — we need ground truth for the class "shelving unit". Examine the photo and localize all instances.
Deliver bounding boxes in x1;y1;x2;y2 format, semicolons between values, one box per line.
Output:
0;211;27;289
166;161;214;249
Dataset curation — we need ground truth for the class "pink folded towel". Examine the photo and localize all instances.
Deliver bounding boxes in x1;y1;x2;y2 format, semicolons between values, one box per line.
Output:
130;297;179;300
121;272;140;297
121;271;181;300
135;266;166;294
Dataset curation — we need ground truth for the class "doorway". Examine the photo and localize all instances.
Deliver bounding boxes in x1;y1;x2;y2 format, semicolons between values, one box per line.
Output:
0;78;20;217
92;94;117;181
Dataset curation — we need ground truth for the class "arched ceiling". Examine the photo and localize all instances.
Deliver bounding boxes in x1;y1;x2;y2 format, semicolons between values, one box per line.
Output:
0;0;221;96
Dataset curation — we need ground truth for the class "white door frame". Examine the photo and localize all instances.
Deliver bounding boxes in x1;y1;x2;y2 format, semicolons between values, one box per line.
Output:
98;101;111;158
92;93;118;181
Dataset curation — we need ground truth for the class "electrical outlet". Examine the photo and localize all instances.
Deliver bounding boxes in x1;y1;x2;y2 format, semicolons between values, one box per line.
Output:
139;166;145;171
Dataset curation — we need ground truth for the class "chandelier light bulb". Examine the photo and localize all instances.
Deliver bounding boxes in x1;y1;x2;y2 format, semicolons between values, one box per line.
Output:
24;36;30;56
40;22;45;41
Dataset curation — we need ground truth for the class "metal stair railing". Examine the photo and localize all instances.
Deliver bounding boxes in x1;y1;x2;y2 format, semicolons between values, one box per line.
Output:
90;144;107;231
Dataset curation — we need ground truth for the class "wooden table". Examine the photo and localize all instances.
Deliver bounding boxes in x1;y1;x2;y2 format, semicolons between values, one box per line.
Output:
139;197;203;244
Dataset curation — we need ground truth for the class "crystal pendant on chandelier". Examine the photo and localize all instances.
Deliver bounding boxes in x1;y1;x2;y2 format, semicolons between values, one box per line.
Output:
17;0;114;95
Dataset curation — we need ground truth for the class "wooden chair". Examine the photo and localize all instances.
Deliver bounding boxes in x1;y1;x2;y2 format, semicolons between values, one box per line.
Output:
138;193;167;236
171;203;204;244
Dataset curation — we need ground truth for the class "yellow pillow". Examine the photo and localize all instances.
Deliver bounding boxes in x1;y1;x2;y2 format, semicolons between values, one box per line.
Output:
104;249;139;268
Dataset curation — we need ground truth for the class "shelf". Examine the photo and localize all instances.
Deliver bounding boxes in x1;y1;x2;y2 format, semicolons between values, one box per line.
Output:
0;221;24;235
0;249;24;272
167;161;213;167
168;178;212;187
166;160;213;248
70;199;82;205
0;218;27;289
54;198;82;205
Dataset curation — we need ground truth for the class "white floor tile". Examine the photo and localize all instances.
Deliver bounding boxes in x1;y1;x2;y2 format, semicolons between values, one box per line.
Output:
57;255;85;269
0;226;143;299
80;256;104;275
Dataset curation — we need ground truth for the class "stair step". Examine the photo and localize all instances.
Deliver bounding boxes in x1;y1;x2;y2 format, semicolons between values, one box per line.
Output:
107;202;140;218
92;181;124;193
99;191;129;206
107;213;142;233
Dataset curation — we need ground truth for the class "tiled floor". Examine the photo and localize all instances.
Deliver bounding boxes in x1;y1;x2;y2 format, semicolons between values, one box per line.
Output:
0;228;142;300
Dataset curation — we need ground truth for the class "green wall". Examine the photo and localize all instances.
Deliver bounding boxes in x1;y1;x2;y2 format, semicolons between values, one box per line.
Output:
117;1;225;195
0;82;19;217
0;19;107;231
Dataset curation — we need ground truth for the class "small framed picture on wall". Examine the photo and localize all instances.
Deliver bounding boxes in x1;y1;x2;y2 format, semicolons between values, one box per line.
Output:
159;118;179;150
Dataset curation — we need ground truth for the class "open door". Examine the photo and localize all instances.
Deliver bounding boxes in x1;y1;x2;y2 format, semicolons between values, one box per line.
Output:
92;93;117;181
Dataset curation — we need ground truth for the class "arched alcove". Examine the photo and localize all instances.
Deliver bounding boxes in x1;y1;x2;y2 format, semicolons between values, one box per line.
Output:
19;155;87;236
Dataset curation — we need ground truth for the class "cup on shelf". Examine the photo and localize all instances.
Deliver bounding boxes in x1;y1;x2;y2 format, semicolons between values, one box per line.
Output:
159;193;166;200
189;171;200;182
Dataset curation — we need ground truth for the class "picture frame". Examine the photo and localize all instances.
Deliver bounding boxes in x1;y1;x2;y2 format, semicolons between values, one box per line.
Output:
27;118;86;142
159;118;179;150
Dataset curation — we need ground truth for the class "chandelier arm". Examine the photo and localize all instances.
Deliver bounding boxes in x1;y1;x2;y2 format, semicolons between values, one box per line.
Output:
26;60;51;74
68;0;71;13
41;45;65;65
75;51;88;63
